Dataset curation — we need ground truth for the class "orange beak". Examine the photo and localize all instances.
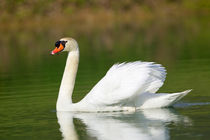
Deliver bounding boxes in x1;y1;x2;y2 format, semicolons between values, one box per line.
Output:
51;43;64;55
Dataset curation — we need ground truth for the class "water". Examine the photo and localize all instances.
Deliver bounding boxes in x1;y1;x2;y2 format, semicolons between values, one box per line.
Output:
1;35;210;140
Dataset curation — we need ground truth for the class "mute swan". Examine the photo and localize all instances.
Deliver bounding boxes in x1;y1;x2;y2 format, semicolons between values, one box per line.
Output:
51;37;191;112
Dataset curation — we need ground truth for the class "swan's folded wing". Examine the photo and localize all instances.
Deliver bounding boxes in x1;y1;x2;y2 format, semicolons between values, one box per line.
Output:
81;61;166;106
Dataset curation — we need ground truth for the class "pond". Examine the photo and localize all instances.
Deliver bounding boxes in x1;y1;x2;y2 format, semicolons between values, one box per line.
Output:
0;33;210;140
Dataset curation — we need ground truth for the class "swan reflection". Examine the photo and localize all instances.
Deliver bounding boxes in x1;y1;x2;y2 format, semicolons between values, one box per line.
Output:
57;109;191;140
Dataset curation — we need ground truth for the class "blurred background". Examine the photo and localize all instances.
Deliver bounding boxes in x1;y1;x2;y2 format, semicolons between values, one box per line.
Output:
1;0;209;97
0;0;210;139
0;0;209;71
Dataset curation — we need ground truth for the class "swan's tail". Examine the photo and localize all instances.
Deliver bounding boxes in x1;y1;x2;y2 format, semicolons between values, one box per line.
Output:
137;89;192;109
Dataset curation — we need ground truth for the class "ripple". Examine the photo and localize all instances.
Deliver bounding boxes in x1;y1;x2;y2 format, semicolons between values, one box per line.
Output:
174;102;210;108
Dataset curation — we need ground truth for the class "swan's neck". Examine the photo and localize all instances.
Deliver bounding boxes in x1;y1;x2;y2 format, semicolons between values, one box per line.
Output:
56;50;79;110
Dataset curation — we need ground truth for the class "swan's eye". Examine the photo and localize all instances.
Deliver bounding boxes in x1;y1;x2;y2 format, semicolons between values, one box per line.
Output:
55;41;60;48
60;41;67;47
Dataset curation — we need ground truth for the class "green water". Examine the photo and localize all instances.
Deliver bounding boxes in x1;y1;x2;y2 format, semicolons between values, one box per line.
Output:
0;33;210;140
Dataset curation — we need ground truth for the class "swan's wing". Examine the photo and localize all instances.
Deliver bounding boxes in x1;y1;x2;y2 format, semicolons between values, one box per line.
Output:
81;61;166;106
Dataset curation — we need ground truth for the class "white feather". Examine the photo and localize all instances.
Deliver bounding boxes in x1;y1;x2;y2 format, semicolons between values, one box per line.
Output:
80;61;167;107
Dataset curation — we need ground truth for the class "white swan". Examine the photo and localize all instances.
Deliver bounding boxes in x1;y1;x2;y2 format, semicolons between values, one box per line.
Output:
51;37;191;112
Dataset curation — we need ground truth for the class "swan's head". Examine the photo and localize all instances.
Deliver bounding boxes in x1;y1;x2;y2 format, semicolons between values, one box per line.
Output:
51;37;78;55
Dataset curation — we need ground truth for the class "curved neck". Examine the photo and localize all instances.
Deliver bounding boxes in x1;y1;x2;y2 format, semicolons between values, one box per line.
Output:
57;50;79;109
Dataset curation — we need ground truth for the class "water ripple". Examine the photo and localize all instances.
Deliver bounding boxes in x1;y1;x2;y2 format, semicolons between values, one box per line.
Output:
174;102;210;108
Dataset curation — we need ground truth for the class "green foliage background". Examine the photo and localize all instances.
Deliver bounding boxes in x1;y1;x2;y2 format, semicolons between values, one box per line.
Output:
0;0;209;72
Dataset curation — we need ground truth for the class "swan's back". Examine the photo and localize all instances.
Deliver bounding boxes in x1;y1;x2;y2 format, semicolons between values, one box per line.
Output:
80;61;168;108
